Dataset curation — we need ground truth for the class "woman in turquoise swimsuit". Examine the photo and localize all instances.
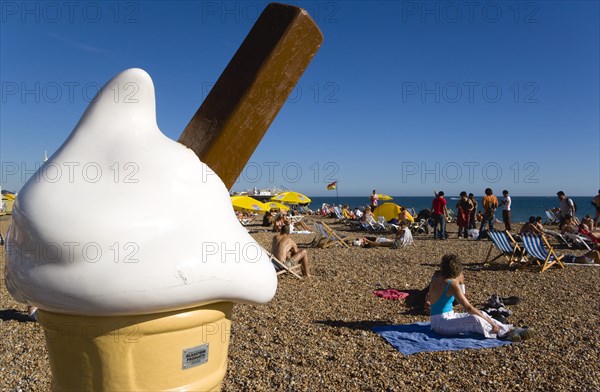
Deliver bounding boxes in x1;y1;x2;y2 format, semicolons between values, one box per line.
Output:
428;254;533;341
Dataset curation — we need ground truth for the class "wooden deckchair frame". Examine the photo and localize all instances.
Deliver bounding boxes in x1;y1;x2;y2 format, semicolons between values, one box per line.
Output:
323;222;352;248
268;252;303;279
313;222;351;248
484;230;524;265
332;206;348;223
537;235;565;272
521;234;565;272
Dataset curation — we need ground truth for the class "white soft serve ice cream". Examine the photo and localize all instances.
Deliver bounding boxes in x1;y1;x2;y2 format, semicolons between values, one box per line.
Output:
5;68;277;316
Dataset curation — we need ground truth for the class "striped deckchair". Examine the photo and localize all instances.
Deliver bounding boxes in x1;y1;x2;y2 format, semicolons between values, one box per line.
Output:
313;222;351;248
297;205;314;214
365;215;385;231
520;233;565;272
485;230;524;265
360;221;376;231
332;206;347;223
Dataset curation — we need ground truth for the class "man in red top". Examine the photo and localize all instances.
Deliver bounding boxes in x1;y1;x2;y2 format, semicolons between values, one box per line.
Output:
431;191;448;239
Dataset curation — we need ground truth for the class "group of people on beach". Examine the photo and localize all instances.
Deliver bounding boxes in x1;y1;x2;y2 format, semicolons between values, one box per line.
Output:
264;188;600;343
429;189;600;241
269;217;535;341
312;188;600;252
428;190;600;340
429;188;511;240
522;191;600;249
427;207;598;341
369;189;600;341
263;209;312;233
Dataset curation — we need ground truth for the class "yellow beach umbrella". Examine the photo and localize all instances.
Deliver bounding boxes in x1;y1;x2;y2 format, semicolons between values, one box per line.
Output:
264;201;290;212
230;196;267;212
377;194;393;201
373;202;414;222
1;192;16;215
270;191;311;205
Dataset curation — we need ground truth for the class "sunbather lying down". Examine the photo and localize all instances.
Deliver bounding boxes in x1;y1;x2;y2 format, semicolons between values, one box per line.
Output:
563;250;600;264
355;225;413;248
428;254;534;342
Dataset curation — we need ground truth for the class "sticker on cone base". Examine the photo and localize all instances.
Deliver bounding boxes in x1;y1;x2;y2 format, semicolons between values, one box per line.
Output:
182;344;209;369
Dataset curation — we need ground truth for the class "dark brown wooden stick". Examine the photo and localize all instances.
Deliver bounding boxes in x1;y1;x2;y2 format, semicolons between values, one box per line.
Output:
178;3;323;189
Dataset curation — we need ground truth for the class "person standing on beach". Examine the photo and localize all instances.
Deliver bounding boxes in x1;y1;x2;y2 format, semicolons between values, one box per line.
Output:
499;190;512;231
478;188;498;237
431;191;448;239
592;190;600;227
370;190;379;212
468;193;478;230
456;191;474;239
557;191;576;229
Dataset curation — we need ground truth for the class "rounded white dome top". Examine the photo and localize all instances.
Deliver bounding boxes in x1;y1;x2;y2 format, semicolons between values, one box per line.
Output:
5;68;277;316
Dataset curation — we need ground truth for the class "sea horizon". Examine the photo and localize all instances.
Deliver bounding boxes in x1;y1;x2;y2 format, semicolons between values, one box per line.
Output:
309;195;593;198
304;195;596;224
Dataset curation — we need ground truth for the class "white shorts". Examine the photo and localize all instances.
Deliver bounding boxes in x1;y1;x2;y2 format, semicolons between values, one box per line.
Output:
431;311;512;339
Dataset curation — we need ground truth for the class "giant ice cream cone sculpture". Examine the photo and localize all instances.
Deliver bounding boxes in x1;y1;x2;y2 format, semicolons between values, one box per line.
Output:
5;69;277;391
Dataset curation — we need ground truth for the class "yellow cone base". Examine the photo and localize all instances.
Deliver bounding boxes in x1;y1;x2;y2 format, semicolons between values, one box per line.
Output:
37;302;233;391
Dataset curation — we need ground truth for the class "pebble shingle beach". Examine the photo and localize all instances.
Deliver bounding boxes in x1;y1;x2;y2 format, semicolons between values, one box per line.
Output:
1;216;599;391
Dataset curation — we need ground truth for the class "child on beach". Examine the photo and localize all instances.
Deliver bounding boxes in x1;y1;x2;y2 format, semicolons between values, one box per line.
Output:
427;254;534;341
534;217;545;232
476;210;483;222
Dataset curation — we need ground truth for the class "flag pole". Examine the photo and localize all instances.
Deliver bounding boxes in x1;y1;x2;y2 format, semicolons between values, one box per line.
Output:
336;182;339;206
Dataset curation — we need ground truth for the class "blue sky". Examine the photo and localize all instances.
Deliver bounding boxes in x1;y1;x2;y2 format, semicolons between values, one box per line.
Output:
1;1;598;197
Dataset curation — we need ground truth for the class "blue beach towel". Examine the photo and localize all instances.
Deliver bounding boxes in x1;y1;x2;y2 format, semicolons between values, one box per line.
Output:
372;322;512;355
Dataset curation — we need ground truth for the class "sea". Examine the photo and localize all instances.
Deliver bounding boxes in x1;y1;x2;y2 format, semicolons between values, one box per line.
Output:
305;196;596;223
